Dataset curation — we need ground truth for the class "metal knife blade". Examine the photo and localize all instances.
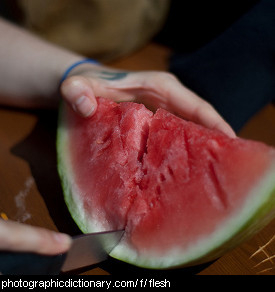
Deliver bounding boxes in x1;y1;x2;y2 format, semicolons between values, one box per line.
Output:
0;229;124;275
61;229;124;272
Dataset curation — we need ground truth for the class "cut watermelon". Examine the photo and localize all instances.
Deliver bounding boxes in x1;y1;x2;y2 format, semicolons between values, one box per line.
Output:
57;97;275;269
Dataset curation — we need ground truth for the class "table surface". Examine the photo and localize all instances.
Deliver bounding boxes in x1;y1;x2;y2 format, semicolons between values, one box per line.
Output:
0;44;275;275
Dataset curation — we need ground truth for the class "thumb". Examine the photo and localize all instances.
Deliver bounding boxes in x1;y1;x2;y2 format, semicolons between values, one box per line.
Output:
0;220;72;255
60;76;97;117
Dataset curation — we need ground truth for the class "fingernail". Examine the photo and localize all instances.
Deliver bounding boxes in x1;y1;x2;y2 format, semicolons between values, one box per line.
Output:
223;125;237;139
73;96;95;117
53;232;72;248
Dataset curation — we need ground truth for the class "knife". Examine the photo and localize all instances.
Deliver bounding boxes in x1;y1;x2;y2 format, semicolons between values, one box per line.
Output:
0;229;124;275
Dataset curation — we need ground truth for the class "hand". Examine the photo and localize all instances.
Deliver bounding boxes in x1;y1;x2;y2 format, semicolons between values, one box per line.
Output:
0;219;71;255
60;66;236;138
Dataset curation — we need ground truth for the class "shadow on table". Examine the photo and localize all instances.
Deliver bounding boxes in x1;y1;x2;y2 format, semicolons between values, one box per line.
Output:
11;109;80;236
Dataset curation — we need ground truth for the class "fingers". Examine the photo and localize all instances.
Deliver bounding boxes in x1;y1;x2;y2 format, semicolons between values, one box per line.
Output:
60;76;97;117
145;73;236;138
60;71;236;138
188;100;236;138
171;85;236;137
0;220;72;255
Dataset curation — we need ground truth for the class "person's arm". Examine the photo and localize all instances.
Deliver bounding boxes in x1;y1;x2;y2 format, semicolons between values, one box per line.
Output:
0;18;76;255
0;17;235;137
0;17;83;108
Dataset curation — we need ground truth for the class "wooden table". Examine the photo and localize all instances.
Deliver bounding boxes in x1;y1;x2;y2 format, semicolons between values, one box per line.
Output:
0;44;274;275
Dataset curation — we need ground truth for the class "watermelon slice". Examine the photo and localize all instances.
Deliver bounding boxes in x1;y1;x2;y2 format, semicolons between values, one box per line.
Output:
57;97;275;269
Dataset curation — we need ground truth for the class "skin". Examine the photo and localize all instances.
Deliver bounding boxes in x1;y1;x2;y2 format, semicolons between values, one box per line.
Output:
0;17;235;256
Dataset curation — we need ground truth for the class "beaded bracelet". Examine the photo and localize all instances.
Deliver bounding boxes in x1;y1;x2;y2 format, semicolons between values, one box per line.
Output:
60;58;100;84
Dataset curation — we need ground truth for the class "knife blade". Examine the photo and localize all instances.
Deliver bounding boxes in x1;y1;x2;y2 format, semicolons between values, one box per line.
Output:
61;229;124;272
0;229;124;275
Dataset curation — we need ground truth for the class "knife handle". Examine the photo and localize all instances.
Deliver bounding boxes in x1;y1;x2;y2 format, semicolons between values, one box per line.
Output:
0;251;67;275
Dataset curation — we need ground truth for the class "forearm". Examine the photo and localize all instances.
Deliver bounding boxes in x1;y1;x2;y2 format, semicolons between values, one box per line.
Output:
0;19;235;137
0;17;84;108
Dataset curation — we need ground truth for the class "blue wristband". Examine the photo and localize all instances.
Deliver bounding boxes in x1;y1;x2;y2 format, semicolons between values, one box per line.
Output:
60;58;100;84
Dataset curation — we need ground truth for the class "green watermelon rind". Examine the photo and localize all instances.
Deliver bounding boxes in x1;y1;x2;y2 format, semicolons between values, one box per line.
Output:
57;104;275;269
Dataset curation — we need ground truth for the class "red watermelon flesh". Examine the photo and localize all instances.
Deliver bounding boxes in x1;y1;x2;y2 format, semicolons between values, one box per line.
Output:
57;97;275;269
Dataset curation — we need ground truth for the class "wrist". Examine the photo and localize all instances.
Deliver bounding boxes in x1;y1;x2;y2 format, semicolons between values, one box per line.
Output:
60;58;100;85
